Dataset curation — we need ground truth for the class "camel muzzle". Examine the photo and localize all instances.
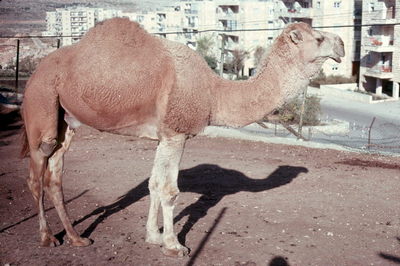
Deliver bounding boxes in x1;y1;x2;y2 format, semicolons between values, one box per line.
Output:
331;36;345;63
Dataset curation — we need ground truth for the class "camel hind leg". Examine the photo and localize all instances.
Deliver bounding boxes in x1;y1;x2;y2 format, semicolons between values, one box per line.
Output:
27;150;59;246
43;122;91;247
24;105;60;246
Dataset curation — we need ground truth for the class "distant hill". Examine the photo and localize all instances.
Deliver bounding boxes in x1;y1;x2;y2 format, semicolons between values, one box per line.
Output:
0;0;175;35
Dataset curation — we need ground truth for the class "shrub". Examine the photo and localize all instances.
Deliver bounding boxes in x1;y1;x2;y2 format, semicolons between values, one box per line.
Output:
266;95;321;126
204;55;218;72
310;70;357;87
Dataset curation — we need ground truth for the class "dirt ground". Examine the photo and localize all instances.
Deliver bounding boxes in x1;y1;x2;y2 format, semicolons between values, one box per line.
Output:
1;112;400;266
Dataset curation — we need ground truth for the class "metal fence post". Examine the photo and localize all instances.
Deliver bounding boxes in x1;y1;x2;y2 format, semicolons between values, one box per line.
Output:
57;39;61;49
368;117;376;149
15;39;20;93
298;85;308;139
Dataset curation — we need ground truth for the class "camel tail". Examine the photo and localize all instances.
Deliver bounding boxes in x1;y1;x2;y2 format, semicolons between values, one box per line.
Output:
19;126;29;159
20;126;29;158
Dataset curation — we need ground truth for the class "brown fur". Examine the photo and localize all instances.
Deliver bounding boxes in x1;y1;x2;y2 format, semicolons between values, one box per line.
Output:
21;18;344;255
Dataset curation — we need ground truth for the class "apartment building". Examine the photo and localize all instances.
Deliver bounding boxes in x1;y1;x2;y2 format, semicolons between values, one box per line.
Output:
124;11;157;33
312;0;362;78
213;0;279;76
44;7;123;46
359;0;400;99
43;1;362;80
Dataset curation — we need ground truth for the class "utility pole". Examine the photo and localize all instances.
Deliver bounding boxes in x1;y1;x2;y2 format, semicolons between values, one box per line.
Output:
219;34;226;77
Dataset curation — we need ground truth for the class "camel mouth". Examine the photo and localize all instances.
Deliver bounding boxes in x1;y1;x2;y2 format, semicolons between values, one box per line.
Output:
330;56;342;63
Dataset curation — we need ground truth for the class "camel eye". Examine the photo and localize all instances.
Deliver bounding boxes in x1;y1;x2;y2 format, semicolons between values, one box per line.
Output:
316;36;324;44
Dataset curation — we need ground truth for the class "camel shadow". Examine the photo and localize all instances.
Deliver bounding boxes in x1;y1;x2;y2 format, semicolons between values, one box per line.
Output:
0;110;22;146
175;164;308;244
62;164;307;244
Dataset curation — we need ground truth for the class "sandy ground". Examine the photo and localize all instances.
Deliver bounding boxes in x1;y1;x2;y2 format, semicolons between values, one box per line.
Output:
1;112;400;266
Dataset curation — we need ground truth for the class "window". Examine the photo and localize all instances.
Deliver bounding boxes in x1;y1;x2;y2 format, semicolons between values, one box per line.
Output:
316;1;321;9
334;2;341;8
369;3;375;12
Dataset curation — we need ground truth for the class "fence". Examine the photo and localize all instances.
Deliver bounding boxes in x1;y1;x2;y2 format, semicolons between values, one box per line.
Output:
256;117;400;155
1;35;400;156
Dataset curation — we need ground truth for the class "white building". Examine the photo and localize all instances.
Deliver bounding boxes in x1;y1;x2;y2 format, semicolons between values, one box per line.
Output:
312;0;362;78
359;0;400;99
44;7;124;46
44;1;362;80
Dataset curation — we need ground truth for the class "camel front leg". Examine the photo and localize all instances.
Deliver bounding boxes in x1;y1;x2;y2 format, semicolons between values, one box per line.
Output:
146;134;188;257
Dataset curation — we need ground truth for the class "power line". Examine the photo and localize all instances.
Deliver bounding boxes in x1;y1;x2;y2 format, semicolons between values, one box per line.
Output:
142;7;400;30
0;22;399;39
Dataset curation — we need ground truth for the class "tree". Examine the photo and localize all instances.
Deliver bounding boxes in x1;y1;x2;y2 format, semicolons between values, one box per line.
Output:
253;46;266;68
196;36;214;57
225;49;249;79
196;35;218;72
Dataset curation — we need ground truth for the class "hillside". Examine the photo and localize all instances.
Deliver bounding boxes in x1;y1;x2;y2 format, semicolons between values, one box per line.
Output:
0;0;173;35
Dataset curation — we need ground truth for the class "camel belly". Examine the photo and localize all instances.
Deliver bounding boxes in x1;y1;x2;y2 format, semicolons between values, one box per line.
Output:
60;99;160;140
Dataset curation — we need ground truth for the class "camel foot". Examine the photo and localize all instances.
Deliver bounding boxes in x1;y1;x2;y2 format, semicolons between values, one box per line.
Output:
40;234;60;247
145;232;163;245
68;237;92;247
162;245;189;257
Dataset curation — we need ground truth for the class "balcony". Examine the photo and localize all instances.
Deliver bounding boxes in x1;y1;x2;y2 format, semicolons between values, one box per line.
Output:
277;7;312;19
365;36;395;52
225;40;238;51
218;12;238;20
184;9;198;15
217;5;239;20
369;7;396;24
365;65;393;79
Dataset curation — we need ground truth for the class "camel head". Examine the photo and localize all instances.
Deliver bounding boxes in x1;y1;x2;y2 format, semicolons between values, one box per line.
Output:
283;22;345;68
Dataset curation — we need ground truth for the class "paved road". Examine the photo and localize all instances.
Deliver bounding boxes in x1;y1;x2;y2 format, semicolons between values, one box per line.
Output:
321;96;400;126
317;92;400;153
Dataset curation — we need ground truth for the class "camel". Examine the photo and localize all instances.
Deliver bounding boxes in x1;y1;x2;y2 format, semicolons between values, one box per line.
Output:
20;18;344;257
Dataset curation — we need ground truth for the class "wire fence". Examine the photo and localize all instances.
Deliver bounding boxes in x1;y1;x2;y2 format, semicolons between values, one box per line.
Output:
1;34;400;156
254;117;400;155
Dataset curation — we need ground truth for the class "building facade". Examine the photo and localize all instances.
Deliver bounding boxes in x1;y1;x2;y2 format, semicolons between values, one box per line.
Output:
43;0;362;80
312;0;362;78
359;0;400;99
44;7;123;46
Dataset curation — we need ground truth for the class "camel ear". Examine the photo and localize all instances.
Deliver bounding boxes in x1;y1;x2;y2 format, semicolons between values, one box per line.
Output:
289;29;303;44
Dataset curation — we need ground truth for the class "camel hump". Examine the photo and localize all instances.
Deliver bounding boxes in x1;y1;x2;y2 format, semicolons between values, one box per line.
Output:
79;17;150;47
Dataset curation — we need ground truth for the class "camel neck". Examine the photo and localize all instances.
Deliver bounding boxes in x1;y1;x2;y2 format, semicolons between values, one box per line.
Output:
210;45;309;128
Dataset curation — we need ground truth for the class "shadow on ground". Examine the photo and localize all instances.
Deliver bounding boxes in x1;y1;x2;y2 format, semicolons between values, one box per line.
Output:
0;110;22;146
59;164;307;246
378;237;400;264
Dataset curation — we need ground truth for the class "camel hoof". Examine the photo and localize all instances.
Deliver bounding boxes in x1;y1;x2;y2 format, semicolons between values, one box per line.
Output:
162;245;189;257
145;233;163;245
69;237;92;247
40;235;60;247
